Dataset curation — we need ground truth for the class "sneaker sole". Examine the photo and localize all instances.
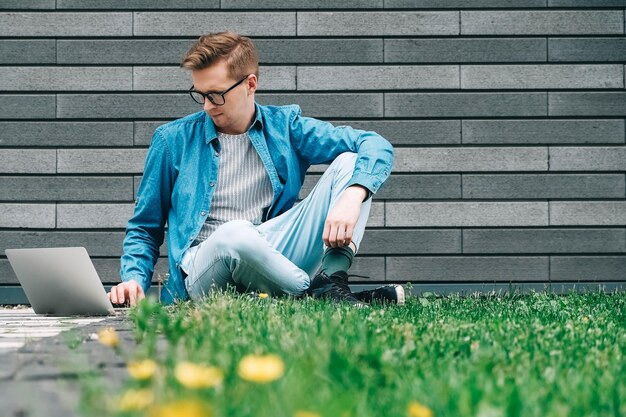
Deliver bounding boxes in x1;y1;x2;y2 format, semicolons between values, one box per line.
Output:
394;285;406;306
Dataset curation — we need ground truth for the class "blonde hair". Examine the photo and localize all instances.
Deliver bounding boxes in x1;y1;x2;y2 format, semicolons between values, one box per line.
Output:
180;31;259;81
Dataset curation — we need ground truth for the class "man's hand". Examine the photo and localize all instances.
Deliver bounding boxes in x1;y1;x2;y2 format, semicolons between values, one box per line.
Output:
108;281;145;307
323;185;367;248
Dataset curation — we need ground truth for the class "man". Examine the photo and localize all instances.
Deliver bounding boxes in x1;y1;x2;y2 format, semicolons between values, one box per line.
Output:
108;32;402;307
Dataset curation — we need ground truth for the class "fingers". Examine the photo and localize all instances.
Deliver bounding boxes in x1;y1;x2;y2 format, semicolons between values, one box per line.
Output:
322;221;331;247
109;285;118;304
129;285;136;306
116;284;126;305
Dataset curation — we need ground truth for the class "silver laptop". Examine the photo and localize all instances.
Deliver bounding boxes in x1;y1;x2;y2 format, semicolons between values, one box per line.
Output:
5;247;116;316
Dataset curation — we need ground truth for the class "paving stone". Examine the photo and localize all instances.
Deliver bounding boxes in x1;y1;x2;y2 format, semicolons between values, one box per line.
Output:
551;256;626;281
386;202;549;227
0;40;55;64
461;10;624;35
386;256;550;282
462;119;625;144
0;67;133;91
550;147;626;171
393;147;548;172
549;37;626;62
0;95;55;119
550;201;626;226
464;228;626;254
134;65;296;91
0;121;134;147
385;38;547;63
0;149;56;174
0;176;133;202
0;12;133;36
297;65;459;90
461;64;623;89
0;204;55;229
301;174;461;200
298;11;459;36
57;149;148;173
385;93;547;117
463;174;625;199
133;12;296;36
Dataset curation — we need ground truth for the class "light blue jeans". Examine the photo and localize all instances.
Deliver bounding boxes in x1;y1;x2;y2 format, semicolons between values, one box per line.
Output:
182;152;373;301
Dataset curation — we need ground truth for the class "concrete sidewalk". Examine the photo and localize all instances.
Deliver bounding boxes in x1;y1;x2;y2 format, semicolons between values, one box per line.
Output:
0;307;135;417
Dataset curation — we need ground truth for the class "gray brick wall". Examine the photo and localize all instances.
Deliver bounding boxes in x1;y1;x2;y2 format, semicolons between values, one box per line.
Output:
0;2;624;297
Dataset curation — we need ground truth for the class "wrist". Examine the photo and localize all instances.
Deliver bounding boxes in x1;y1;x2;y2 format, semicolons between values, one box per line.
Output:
346;185;368;201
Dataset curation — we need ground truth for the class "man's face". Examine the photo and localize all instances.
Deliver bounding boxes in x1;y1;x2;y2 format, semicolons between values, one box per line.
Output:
190;59;256;132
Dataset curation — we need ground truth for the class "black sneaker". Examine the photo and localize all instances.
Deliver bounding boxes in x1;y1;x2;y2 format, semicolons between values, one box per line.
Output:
307;270;367;307
353;284;406;305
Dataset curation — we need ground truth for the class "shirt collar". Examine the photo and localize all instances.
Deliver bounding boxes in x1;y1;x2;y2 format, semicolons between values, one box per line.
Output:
204;102;263;145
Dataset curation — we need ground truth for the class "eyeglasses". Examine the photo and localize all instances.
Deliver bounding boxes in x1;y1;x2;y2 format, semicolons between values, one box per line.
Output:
189;75;250;106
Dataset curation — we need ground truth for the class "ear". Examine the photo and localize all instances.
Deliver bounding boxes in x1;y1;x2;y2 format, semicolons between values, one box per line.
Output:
246;74;258;95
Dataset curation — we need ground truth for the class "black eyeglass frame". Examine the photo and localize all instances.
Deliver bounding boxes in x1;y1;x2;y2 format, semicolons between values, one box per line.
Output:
188;75;251;106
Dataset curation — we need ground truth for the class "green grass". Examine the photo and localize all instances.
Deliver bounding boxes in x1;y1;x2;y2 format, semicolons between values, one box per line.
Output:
79;289;626;417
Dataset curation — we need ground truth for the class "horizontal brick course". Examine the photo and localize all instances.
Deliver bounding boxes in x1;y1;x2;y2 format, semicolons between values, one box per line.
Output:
0;150;56;174
0;67;133;91
385;93;547;117
0;176;133;202
549;92;626;116
0;122;134;148
298;12;459;36
386;256;550;282
57;149;147;174
297;66;459;90
0;40;55;64
133;12;296;36
550;202;626;226
393;147;548;172
0;204;55;228
549;38;626;62
464;228;626;254
463;174;625;199
461;64;623;89
461;10;624;35
385;38;547;63
386;202;549;227
0;95;56;119
462;119;625;144
550;147;626;171
0;12;133;36
550;256;626;281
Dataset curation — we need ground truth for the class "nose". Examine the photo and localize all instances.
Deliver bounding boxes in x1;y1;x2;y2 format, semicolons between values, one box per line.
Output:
203;99;217;112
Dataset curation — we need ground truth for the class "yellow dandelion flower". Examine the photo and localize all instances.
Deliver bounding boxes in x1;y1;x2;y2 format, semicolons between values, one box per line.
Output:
147;399;212;417
97;327;119;348
127;359;158;380
119;388;154;412
237;354;285;383
259;293;269;299
294;411;322;417
407;401;433;417
175;361;224;389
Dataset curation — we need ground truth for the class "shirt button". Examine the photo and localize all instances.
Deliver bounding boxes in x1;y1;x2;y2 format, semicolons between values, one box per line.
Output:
215;152;219;157
210;182;215;187
189;237;193;241
201;210;206;216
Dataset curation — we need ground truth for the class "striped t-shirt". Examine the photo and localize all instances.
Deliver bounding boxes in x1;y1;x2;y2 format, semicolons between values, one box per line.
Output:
181;131;273;274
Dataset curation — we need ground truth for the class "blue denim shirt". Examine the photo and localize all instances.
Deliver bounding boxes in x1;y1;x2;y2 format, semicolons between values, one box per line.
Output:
120;102;394;304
